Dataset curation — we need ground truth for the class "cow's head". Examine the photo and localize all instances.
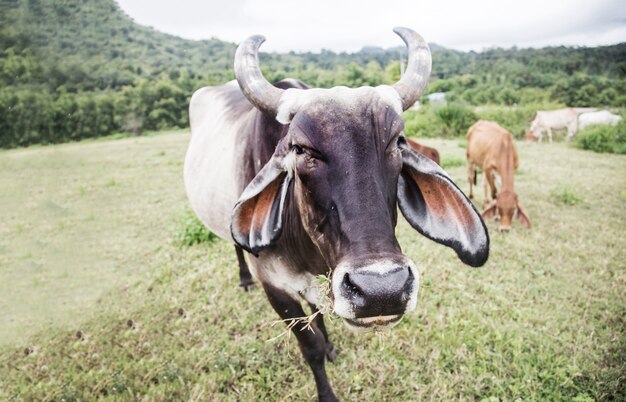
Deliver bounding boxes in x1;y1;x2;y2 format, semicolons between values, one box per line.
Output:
524;129;536;142
483;190;531;232
231;28;489;331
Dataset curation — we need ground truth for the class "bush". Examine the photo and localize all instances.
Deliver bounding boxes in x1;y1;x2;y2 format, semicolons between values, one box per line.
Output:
575;118;626;154
174;210;217;247
435;103;477;137
403;107;440;138
403;103;476;138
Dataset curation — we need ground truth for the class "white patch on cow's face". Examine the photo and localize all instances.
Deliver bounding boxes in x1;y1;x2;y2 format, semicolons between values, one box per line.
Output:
282;151;296;178
331;258;420;327
275;85;402;125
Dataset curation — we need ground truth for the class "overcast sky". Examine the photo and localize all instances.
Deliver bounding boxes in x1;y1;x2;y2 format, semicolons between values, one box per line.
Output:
116;0;626;53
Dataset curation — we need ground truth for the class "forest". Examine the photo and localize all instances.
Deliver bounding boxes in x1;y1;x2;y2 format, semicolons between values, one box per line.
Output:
1;0;625;148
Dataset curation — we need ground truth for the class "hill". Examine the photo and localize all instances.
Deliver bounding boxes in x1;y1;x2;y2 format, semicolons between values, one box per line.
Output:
0;0;624;147
1;0;236;90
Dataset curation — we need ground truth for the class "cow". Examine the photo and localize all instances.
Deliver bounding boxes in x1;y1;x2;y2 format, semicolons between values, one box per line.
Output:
578;110;622;130
184;28;489;401
526;107;578;143
467;120;531;231
405;137;440;165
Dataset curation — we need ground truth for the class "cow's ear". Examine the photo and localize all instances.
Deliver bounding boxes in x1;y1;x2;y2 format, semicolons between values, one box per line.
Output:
397;144;489;267
482;200;497;220
231;150;294;256
516;201;532;229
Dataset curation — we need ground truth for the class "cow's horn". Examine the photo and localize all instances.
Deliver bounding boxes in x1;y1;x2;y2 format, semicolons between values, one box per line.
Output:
234;35;284;116
392;27;432;111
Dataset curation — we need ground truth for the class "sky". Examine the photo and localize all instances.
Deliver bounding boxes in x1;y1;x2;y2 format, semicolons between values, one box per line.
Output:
115;0;626;53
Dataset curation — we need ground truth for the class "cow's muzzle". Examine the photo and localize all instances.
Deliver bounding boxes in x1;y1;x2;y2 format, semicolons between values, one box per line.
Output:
331;258;419;331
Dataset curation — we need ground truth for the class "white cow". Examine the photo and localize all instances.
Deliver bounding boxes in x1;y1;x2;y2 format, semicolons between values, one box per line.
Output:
579;110;622;130
527;108;578;143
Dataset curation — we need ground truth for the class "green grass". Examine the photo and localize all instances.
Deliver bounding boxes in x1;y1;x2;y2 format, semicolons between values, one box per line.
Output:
0;131;189;346
551;186;583;206
174;208;218;247
439;155;466;169
0;134;625;400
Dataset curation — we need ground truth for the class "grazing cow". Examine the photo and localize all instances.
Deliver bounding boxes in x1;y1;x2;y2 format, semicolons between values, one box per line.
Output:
578;110;622;130
405;138;440;165
526;108;578;142
184;28;489;401
467;120;531;231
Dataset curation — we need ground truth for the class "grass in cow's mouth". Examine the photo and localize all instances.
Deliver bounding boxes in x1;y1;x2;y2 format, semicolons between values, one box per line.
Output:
266;273;335;342
314;273;334;316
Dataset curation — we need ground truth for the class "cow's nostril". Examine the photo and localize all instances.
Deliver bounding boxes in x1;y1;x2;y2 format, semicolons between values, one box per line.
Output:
342;273;363;297
403;267;414;292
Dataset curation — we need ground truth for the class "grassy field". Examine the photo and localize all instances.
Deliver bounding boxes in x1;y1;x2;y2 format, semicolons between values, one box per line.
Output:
0;133;624;400
0;132;189;345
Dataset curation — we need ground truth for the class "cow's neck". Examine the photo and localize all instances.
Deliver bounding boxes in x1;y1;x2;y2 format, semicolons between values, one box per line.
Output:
496;141;515;192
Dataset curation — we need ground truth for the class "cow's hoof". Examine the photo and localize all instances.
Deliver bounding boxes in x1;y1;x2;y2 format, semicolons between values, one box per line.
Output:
320;392;339;402
239;278;255;292
326;342;338;362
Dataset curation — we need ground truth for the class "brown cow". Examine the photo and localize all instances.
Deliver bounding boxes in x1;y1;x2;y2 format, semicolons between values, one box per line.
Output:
406;138;440;165
467;120;531;231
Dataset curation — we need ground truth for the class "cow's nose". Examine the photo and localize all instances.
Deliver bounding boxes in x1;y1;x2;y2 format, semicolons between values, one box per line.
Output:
498;226;511;233
340;266;414;318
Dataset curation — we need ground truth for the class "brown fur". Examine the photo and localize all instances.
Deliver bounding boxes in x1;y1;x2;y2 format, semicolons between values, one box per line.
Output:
466;120;530;231
406;138;440;165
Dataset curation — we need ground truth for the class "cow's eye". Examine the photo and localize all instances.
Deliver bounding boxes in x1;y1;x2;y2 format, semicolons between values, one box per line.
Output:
292;144;305;155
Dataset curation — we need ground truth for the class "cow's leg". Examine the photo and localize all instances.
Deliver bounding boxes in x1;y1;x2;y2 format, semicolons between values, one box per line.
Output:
235;245;254;291
308;303;337;362
547;128;553;143
484;168;497;202
565;129;572;142
482;171;490;206
467;162;476;199
265;284;338;402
